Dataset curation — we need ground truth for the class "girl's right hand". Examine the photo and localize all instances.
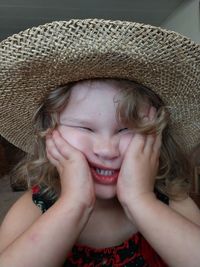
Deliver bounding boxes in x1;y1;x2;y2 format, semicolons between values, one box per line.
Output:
46;130;95;210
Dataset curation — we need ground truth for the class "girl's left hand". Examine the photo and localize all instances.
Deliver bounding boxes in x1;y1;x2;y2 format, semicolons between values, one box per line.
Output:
116;107;161;214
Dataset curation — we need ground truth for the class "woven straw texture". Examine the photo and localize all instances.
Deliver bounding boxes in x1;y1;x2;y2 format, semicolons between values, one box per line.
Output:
0;19;199;154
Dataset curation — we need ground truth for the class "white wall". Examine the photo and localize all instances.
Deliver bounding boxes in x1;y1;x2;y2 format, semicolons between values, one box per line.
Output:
161;0;200;43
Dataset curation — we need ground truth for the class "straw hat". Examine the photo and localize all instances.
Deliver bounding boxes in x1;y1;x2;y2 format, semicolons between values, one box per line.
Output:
0;19;199;154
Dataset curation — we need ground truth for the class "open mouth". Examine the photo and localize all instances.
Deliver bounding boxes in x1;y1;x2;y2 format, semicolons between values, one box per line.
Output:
90;164;119;185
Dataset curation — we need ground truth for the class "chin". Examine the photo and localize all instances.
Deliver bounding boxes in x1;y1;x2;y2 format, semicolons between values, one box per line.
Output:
94;183;117;200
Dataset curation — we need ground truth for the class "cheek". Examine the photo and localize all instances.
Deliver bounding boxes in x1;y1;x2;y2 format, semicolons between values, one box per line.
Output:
119;134;133;156
58;127;91;155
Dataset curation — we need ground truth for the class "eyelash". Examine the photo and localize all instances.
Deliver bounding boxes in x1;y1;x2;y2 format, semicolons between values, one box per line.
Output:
79;126;93;132
118;128;128;133
75;126;129;133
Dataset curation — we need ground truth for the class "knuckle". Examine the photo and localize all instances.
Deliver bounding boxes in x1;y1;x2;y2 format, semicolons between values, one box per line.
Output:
59;145;67;156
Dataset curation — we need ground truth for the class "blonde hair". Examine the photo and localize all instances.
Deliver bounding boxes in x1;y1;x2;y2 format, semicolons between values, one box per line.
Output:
12;78;191;201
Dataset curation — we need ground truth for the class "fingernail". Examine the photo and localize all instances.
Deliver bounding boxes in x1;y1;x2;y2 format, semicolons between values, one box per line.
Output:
143;116;148;122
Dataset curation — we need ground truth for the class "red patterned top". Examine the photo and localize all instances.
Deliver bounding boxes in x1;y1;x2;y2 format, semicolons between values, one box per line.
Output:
32;185;168;267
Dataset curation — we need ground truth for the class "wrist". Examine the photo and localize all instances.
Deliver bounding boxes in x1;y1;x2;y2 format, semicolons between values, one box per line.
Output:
57;195;94;226
60;187;95;208
121;191;156;208
122;192;157;222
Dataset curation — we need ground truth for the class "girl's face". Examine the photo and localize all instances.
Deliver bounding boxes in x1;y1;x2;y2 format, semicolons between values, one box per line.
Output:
58;80;136;200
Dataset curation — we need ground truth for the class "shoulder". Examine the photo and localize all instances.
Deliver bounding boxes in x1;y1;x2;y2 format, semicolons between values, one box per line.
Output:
169;196;200;226
0;190;42;252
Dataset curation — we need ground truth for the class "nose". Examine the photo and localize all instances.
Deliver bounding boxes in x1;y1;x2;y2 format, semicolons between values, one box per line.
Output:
93;135;120;160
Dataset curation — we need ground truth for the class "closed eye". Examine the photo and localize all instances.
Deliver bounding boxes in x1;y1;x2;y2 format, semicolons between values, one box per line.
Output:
60;124;93;132
78;126;93;132
118;128;128;133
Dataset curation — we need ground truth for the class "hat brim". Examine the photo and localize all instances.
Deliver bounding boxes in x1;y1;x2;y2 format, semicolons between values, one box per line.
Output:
0;19;199;154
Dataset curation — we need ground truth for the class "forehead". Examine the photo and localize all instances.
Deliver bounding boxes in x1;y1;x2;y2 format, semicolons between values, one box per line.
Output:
68;80;121;106
59;80;123;123
60;79;151;122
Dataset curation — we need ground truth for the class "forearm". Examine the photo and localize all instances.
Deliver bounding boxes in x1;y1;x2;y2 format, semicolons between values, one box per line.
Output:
127;194;200;267
0;198;92;267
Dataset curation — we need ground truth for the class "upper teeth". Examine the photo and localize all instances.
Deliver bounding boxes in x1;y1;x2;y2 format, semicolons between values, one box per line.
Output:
96;168;114;176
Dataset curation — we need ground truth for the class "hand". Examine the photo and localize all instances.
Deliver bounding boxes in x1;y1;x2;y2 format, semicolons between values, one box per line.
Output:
117;107;161;212
46;130;95;210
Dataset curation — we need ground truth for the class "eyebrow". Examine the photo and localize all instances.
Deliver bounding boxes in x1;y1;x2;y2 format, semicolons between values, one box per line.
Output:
59;116;92;125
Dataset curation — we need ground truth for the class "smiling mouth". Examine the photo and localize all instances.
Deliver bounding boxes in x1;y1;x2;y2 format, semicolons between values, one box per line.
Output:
90;165;119;185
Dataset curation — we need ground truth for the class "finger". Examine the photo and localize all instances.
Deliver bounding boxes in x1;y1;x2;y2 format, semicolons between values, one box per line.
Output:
144;133;156;154
138;103;150;119
128;133;146;154
148;106;157;121
147;134;161;168
46;134;63;162
52;130;81;160
46;147;59;167
153;133;162;156
143;106;157;153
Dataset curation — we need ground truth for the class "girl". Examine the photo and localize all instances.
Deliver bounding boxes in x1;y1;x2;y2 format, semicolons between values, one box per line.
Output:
0;19;200;267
